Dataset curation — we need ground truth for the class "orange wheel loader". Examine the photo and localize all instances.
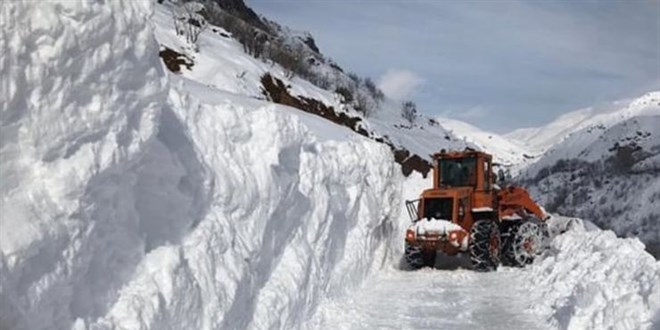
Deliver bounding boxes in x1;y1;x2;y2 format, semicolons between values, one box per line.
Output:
404;149;549;271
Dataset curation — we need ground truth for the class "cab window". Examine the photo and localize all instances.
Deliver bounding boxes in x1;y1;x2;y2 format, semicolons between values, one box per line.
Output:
439;157;476;187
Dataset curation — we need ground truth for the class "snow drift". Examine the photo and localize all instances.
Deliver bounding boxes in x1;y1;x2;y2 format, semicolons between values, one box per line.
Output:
526;217;660;330
1;1;400;329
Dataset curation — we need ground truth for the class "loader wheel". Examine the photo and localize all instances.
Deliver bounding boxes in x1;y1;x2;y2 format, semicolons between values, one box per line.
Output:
500;221;521;267
404;243;436;269
512;221;544;266
469;220;501;272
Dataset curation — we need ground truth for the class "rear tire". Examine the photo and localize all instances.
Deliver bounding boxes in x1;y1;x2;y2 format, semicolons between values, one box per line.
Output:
469;220;501;272
404;243;436;269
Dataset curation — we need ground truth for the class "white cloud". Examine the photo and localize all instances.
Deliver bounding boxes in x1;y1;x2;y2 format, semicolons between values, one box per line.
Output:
377;69;424;100
443;106;490;120
459;106;489;119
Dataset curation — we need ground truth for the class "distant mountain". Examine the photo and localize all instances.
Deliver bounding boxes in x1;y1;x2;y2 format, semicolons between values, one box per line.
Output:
507;92;660;154
516;92;660;256
436;117;534;173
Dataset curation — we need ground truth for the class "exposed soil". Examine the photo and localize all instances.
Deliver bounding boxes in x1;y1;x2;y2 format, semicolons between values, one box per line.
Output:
261;73;432;177
159;47;194;73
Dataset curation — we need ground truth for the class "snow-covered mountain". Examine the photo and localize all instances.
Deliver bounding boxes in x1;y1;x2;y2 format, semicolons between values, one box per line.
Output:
517;93;660;256
1;1;658;330
436;116;535;173
507;92;660;154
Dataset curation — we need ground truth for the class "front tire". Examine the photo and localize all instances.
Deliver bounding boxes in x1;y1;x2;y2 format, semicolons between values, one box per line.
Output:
469;220;501;272
404;243;436;269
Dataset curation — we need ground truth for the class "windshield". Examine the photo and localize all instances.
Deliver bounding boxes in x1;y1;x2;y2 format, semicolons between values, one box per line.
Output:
439;157;477;187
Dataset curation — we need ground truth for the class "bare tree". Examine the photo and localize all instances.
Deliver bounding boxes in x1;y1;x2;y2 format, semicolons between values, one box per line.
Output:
363;77;384;102
172;2;207;50
401;100;417;125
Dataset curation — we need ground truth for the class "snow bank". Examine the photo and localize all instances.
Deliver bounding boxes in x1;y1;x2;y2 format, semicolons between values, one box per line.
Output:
1;1;402;329
88;80;402;330
526;217;660;330
1;0;165;328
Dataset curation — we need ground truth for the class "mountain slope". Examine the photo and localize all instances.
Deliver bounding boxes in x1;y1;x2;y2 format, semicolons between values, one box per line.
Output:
437;116;534;172
518;95;660;256
507;92;660;154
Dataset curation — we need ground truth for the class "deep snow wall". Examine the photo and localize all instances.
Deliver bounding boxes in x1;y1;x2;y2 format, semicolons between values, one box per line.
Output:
1;0;166;328
0;1;402;330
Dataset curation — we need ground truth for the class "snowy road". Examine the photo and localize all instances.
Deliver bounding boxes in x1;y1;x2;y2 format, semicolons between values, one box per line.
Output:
308;256;550;330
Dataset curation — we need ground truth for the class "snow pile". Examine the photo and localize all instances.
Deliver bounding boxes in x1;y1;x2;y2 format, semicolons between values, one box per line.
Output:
412;219;465;235
526;217;660;330
1;1;402;329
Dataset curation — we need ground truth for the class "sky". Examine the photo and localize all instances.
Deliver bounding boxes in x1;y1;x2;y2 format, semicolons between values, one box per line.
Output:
248;0;660;133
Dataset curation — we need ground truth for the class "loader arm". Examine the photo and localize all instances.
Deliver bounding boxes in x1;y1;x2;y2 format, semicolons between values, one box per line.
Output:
498;186;548;221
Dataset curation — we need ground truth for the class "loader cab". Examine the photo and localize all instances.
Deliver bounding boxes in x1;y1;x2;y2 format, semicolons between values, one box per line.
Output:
406;149;496;225
433;149;493;192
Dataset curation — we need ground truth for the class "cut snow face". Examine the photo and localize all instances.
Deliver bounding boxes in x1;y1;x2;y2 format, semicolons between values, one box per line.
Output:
1;1;402;329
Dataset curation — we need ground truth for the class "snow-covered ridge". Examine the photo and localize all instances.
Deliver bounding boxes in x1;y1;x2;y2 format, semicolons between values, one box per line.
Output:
507;91;660;154
437;116;534;172
1;1;401;329
518;106;660;256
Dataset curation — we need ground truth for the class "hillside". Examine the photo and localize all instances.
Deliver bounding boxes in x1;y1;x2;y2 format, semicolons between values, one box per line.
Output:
507;92;660;154
436;116;535;174
153;0;473;178
517;94;660;256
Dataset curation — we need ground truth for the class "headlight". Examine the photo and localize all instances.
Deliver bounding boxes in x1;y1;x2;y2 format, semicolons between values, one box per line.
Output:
406;229;416;241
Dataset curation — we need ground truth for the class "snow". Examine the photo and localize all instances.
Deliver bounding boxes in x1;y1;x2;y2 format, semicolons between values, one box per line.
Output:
2;1;659;330
437;116;534;171
308;213;660;330
507;92;660;155
307;266;551;330
2;2;402;329
526;216;660;330
151;4;471;168
413;218;464;235
518;102;660;255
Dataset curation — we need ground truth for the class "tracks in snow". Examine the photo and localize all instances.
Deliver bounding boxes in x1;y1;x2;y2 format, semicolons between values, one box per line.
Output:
308;257;550;330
